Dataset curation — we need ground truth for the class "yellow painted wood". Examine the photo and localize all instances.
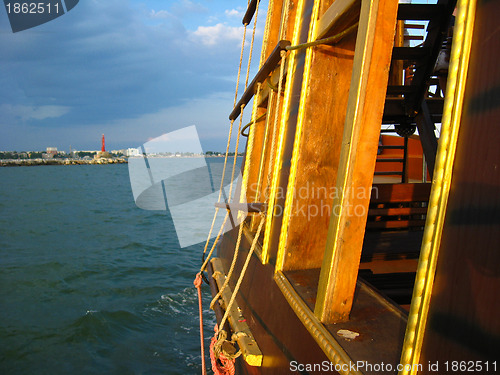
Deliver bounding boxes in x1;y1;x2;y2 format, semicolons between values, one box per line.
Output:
261;0;307;264
316;0;360;40
276;0;358;273
315;0;399;324
399;1;477;373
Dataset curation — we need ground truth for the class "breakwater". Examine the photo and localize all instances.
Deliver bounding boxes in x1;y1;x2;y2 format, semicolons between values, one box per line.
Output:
0;158;128;167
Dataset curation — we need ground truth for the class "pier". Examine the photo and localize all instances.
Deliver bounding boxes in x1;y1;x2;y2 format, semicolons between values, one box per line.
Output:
0;158;128;167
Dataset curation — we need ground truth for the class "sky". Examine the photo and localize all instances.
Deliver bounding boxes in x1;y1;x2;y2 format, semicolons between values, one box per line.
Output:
0;0;266;152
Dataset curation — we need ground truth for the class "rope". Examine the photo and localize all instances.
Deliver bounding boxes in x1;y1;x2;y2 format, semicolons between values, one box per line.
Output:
208;1;267;367
212;2;286;320
210;326;237;375
266;50;287;186
280;0;292;40
194;273;207;375
198;20;251;375
205;0;262;291
200;212;230;273
234;24;249;106
200;20;249;266
209;214;266;374
253;90;275;204
203;2;353;264
218;214;266;331
224;0;261;207
209;222;244;310
241;112;266;137
209;82;263;311
286;22;359;51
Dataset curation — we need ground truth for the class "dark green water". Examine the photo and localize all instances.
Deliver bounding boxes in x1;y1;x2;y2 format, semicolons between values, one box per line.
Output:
0;164;214;374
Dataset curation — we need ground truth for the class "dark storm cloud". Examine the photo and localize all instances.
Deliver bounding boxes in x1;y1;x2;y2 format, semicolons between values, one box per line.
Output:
0;0;263;150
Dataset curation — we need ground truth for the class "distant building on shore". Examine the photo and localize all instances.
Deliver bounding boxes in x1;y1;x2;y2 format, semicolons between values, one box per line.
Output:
126;148;140;157
45;147;58;158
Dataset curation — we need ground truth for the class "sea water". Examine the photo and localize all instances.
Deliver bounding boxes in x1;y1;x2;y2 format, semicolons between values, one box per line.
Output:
0;162;222;374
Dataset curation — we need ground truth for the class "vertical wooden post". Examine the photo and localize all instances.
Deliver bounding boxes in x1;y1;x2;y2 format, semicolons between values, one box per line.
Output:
314;0;399;324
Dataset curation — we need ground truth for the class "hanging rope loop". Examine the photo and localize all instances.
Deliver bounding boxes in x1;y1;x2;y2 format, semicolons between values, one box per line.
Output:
194;272;207;375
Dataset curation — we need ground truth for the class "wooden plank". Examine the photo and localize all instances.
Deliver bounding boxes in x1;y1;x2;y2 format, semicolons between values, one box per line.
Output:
368;207;428;216
417;0;500;365
415;100;438;179
399;0;479;369
404;24;425;30
274;0;358;271
367;219;427;229
210;258;263;367
256;60;288;108
242;0;260;25
362;230;424;257
384;97;444;117
315;0;360;40
261;0;315;264
229;40;291;121
371;183;431;203
314;0;400;324
374;171;403;176
207;261;232;335
244;0;287;224
376;158;405;162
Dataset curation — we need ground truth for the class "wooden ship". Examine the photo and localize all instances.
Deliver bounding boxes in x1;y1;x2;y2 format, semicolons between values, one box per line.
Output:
197;0;499;373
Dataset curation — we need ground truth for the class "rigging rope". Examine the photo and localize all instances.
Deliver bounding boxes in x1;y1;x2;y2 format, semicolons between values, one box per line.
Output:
210;23;289;369
202;0;261;278
205;1;270;371
200;19;249;266
209;84;262;312
198;1;263;373
286;22;359;51
209;0;290;358
200;1;359;371
194;273;207;375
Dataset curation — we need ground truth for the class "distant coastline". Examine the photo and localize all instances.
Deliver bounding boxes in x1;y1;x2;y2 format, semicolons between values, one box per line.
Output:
0;158;128;167
0;154;243;167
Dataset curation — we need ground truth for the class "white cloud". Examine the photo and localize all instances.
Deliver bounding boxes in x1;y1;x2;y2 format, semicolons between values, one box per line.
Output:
189;23;244;46
149;9;172;19
225;9;242;18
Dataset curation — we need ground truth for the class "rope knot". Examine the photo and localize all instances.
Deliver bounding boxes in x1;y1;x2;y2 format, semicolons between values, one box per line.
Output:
194;272;203;289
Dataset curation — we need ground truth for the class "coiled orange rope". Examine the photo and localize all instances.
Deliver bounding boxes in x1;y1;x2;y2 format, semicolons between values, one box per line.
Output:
210;325;236;375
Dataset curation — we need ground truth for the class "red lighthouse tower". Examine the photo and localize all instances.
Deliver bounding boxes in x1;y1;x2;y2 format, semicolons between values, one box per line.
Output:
101;134;106;152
